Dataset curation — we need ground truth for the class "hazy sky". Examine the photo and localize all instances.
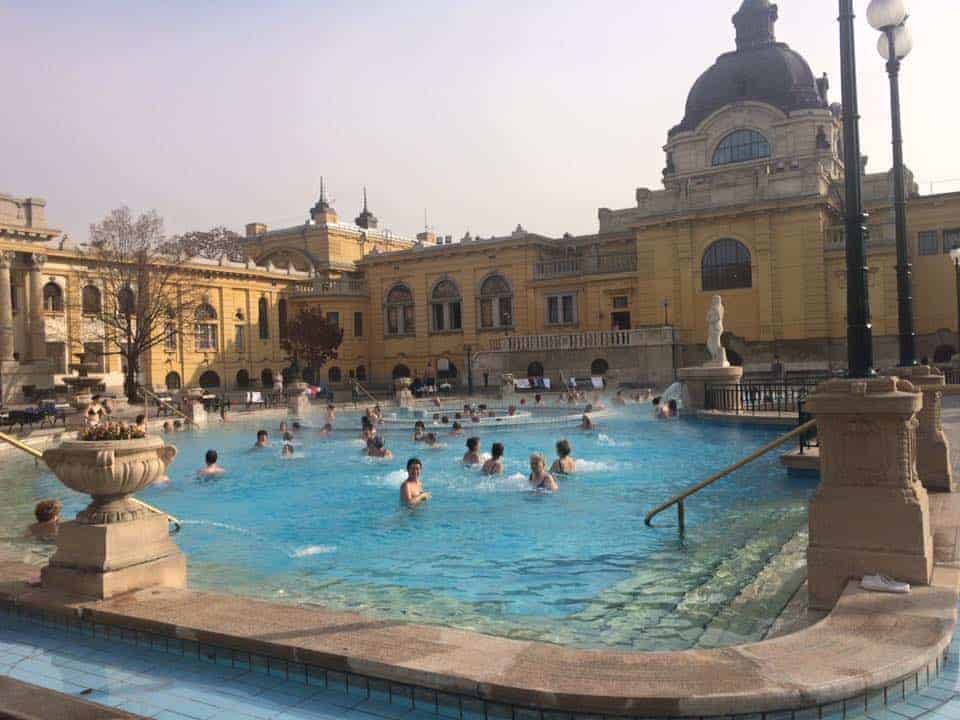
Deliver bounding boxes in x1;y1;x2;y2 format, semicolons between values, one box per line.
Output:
2;1;958;243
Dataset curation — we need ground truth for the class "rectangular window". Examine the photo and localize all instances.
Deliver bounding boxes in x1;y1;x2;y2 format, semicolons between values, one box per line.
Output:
164;322;177;351
449;301;462;331
919;231;939;256
613;295;629;309
562;295;575;323
234;325;245;352
326;311;340;328
944;229;960;254
548;297;559;325
547;294;576;325
46;342;66;375
387;306;399;335
432;303;445;332
354;312;363;338
195;324;218;351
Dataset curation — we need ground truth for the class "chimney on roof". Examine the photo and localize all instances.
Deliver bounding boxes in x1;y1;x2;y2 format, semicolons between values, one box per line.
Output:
246;222;267;237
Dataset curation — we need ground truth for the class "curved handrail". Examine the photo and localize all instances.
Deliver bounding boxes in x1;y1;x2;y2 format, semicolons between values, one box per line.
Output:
353;380;380;405
139;386;194;425
0;430;182;534
644;419;817;529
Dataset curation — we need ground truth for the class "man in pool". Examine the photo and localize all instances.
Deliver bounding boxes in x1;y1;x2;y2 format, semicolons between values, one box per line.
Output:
580;413;594;431
400;458;430;507
324;404;336;426
197;449;226;479
550;439;576;475
162;420;173;433
413;420;426;442
253;430;270;449
366;436;393;459
528;453;558;492
462;437;482;465
281;443;295;458
481;442;504;475
449;421;463;437
25;499;61;541
424;432;441;449
319;423;333;438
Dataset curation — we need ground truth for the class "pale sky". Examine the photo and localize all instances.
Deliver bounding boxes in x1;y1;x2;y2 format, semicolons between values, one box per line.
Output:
2;1;958;243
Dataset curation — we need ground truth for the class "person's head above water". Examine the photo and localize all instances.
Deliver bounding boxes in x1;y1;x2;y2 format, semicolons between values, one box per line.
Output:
585;404;593;413
529;452;545;471
292;421;302;430
491;442;504;459
466;437;479;452
452;421;462;431
652;396;661;406
406;457;422;478
414;420;425;431
282;443;294;455
34;499;61;523
256;429;268;443
283;431;294;441
205;449;218;466
556;439;571;458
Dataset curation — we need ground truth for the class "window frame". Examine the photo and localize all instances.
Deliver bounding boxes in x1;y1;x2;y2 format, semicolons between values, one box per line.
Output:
353;311;363;338
546;292;577;326
81;285;102;315
42;282;64;313
711;129;771;167
918;230;939;256
478;274;513;330
944;229;960;254
429;279;463;334
194;303;219;352
384;284;415;337
701;238;753;292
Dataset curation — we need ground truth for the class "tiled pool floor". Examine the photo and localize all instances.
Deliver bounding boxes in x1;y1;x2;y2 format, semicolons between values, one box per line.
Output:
1;605;960;720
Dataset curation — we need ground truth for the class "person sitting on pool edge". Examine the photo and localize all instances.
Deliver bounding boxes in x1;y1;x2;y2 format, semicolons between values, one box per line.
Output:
197;449;226;479
400;457;430;507
550;439;576;475
528;453;558;492
26;499;61;541
253;429;270;449
481;442;504;475
367;436;393;459
462;437;482;465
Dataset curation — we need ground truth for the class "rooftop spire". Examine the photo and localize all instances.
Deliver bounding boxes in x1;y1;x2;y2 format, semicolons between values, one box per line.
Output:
310;176;337;223
733;0;778;51
354;186;379;229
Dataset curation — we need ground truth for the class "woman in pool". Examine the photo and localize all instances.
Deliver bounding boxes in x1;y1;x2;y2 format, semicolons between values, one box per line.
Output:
550;439;576;475
528;453;558;492
462;437;482;465
26;499;61;541
324;404;336;426
413;420;426;442
580;413;594;431
366;436;393;460
400;457;430;507
481;442;504;475
361;416;377;442
281;443;295;458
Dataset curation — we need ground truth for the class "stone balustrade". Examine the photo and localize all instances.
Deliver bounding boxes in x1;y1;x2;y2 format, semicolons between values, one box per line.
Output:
289;279;369;298
490;326;678;353
532;252;638;280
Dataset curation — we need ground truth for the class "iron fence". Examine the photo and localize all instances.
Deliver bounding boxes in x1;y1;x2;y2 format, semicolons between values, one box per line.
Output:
704;382;820;416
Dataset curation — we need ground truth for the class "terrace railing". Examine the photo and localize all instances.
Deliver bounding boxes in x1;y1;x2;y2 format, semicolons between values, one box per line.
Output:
705;381;819;416
490;326;678;353
533;253;637;280
289;279;369;298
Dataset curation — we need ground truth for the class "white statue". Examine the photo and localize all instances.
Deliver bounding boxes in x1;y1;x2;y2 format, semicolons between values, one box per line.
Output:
706;295;729;368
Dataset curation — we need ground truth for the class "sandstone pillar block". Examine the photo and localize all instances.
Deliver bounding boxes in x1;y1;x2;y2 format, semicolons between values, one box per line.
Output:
677;365;743;411
899;366;954;493
806;377;933;610
27;253;46;362
0;251;15;362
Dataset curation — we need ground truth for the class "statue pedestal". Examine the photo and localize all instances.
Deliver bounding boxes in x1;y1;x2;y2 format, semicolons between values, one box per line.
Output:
806;377;933;610
287;382;310;419
0;360;20;405
898;366;954;493
499;373;516;402
677;365;743;411
41;513;186;599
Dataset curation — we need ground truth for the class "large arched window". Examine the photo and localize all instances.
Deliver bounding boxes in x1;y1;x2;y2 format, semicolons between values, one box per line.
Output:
117;286;136;317
591;358;610;376
43;282;63;312
328;366;342;384
479;274;513;329
278;298;288;340
702;239;752;291
165;371;182;390
198;370;221;389
712;130;770;167
258;297;269;340
355;365;367;382
81;285;101;315
527;361;544;378
194;303;219;351
260;368;274;388
236;369;251;388
430;279;462;333
385;284;415;336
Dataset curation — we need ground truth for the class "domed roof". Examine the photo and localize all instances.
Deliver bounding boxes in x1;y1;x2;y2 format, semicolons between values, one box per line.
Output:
671;1;827;135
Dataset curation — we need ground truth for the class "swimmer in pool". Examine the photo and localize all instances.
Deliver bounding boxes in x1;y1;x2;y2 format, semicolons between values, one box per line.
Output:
612;391;626;407
366;436;393;459
413;420;426;442
324;404;336;426
400;457;430;507
481;442;504;475
361;416;377;442
580;414;594;431
449;421;463;437
197;449;226;479
424;432;440;448
282;431;294;442
281;443;295;458
462;436;482;465
253;429;270;449
279;420;288;433
550;439;576;475
25;499;61;541
529;453;558;492
319;423;333;438
162;420;173;433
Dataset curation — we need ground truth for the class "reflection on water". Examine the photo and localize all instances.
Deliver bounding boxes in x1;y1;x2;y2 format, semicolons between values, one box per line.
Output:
0;408;817;650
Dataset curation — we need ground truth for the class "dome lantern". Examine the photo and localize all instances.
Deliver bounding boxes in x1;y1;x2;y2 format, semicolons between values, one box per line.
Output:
733;0;778;51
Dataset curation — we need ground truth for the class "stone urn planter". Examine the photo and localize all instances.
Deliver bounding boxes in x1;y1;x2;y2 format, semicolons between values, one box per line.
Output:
42;436;177;524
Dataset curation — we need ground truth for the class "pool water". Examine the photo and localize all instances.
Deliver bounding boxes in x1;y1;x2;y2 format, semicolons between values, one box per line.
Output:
0;409;817;651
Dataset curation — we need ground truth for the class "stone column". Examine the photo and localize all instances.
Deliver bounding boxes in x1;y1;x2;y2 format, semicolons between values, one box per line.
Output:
0;252;15;362
900;366;954;492
806;377;933;610
287;380;310;419
27;253;46;361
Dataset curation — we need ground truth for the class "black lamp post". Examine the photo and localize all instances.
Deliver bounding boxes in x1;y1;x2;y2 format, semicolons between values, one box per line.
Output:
839;0;875;378
868;0;916;368
661;298;669;327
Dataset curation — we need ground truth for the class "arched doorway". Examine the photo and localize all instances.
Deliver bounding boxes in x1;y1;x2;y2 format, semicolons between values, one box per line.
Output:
164;371;181;391
235;369;251;388
328;366;342;384
527;361;544;378
392;364;411;379
260;368;274;388
590;358;609;375
198;370;221;389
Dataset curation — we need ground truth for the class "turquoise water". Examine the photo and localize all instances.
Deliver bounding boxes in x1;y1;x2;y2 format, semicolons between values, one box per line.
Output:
0;409;817;650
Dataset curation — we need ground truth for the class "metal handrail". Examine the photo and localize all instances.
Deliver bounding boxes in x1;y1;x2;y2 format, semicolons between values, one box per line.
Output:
352;380;380;405
644;419;817;533
0;430;182;534
139;386;193;425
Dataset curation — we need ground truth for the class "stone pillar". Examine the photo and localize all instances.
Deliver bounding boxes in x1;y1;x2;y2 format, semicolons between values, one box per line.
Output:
287;381;310;419
806;377;933;610
27;253;46;362
900;366;953;493
676;365;743;411
0;252;14;362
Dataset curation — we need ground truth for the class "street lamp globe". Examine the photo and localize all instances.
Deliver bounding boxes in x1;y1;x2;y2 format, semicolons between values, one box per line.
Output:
878;22;913;61
867;0;908;31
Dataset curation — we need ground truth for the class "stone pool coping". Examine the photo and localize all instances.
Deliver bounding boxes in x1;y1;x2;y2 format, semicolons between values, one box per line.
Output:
0;674;140;719
0;556;957;718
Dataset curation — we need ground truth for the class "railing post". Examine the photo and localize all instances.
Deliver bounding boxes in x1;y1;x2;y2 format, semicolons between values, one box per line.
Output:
677;500;685;535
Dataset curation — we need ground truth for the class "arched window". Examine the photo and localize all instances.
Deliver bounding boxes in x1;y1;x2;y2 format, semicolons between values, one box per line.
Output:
712;129;771;167
198;370;221;389
81;285;101;315
260;368;274;388
258;297;269;340
385;284;415;336
236;369;251;388
164;371;182;390
43;282;63;312
356;365;367;382
302;366;316;385
702;239;752;291
328;366;342;384
430;279;462;333
392;364;411;379
117;287;136;316
479;274;513;329
934;345;956;364
278;298;288;340
527;361;544;378
591;358;610;375
194;303;219;351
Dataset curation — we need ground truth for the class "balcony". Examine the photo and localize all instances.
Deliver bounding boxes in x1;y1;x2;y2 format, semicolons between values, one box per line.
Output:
533;253;637;280
490;326;678;353
289;279;369;298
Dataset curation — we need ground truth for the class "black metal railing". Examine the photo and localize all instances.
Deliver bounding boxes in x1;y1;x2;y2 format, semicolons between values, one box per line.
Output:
705;382;819;416
797;399;819;454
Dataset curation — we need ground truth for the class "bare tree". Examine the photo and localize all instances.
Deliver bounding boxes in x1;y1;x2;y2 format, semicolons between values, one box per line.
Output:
78;207;202;401
280;307;344;382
